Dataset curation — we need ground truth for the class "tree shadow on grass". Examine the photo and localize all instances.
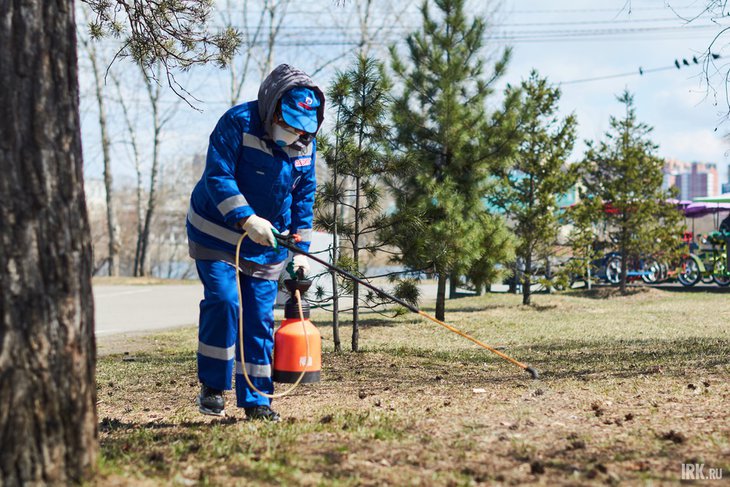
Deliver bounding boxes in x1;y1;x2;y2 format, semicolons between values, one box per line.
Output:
651;284;730;294
428;303;514;313
365;337;730;384
441;303;558;313
530;337;729;380
357;317;399;328
564;287;652;300
99;416;239;433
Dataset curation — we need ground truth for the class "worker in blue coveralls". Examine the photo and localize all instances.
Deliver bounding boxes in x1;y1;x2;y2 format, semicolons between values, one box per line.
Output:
186;64;324;421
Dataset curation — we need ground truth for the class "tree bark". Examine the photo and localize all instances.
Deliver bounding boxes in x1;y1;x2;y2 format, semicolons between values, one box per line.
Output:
0;1;97;483
508;269;518;294
448;273;457;299
620;222;628;294
436;273;447;321
620;249;628;294
331;111;341;353
523;253;532;305
545;258;553;294
331;192;341;354
351;173;361;352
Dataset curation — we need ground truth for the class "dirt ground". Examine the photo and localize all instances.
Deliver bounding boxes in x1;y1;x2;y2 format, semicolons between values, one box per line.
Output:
94;288;729;486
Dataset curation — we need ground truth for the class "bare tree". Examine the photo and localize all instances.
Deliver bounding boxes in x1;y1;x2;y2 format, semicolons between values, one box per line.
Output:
217;0;293;106
220;0;266;106
135;63;177;276
109;70;145;275
257;0;293;77
79;12;121;276
82;0;240;105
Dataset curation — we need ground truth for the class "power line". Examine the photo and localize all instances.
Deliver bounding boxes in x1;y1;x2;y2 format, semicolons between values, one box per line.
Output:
559;54;720;85
254;23;724;47
250;25;720;47
509;4;700;14
228;16;713;32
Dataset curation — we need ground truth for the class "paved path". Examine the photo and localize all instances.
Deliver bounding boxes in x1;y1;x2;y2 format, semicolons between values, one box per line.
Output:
94;284;204;336
93;281;443;337
94;280;725;338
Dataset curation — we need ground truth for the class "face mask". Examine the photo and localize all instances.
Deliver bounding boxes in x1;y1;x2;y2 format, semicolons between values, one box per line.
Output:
272;124;300;147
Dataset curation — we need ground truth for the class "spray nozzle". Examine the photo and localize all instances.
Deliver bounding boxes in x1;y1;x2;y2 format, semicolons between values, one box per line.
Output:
285;260;306;280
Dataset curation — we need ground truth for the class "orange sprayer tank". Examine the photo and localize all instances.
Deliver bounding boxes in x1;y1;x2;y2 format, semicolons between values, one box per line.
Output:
273;275;321;383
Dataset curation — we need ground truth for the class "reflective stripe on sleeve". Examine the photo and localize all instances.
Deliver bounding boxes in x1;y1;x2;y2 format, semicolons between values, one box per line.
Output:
217;194;249;216
187;205;242;246
198;341;236;361
235;361;272;378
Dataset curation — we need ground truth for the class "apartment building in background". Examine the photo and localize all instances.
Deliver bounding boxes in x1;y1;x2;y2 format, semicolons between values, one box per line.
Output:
663;159;719;200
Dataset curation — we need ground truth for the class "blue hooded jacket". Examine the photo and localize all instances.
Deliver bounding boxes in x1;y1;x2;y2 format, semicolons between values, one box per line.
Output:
186;65;325;276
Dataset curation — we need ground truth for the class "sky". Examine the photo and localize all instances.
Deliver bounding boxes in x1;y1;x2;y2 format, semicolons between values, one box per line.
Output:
78;0;730;188
499;0;730;184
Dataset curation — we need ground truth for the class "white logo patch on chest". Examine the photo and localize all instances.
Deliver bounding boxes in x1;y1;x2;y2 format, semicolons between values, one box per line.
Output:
294;157;312;168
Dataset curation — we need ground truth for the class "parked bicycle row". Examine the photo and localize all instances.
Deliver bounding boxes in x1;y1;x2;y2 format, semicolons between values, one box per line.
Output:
561;229;730;288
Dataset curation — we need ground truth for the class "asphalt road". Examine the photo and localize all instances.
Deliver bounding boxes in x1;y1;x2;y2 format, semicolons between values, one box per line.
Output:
93;280;727;337
94;284;204;336
92;281;440;337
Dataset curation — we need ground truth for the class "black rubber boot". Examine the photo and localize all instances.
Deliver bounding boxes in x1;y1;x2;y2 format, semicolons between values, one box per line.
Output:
197;384;225;417
244;405;281;422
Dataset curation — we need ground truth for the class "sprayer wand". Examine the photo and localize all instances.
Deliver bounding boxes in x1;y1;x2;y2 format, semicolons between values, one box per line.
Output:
276;234;540;380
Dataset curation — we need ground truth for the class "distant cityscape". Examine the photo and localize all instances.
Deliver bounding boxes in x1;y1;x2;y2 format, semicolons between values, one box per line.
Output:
663;159;730;200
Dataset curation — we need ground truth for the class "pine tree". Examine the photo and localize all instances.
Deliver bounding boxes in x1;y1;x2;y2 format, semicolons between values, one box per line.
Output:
315;56;396;351
492;72;578;305
386;0;516;320
580;91;684;294
565;197;602;291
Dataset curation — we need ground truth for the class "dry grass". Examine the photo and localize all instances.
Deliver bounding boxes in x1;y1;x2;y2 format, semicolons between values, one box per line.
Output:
93;288;730;486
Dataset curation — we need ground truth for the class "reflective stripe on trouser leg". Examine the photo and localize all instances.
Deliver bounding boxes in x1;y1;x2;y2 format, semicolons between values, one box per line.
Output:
235;273;278;408
195;260;239;391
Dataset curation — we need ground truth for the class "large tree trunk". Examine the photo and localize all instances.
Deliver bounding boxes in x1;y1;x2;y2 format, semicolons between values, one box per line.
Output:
0;1;98;484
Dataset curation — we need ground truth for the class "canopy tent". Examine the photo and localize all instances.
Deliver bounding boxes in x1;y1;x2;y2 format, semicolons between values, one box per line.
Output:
693;195;730;203
684;202;730;218
683;199;730;234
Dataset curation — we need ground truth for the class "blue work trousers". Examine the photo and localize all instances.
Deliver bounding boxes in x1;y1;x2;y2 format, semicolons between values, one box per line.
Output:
195;260;278;407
